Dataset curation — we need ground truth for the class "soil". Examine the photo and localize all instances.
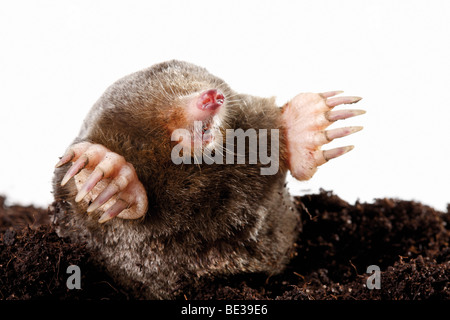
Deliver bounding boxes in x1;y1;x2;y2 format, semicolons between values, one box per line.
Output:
1;190;449;300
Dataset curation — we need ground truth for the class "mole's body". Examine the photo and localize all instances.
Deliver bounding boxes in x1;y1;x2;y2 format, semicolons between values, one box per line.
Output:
53;60;364;299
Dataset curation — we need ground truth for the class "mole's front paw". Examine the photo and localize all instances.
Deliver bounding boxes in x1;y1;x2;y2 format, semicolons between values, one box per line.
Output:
55;142;148;223
282;91;365;181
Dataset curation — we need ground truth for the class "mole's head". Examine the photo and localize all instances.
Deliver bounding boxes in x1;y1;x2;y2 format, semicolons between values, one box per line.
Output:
121;60;234;156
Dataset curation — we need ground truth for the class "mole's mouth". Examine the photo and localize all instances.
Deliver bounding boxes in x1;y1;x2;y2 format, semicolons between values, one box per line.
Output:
194;118;214;144
202;122;211;134
190;113;224;148
171;113;224;155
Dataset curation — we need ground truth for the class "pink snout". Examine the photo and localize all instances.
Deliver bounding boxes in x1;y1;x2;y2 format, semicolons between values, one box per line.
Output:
197;89;225;111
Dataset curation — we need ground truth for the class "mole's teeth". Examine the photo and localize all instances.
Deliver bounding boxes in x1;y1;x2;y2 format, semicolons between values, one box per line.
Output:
320;90;344;98
326;96;362;108
325;126;363;142
61;156;89;186
323;145;354;162
55;151;75;168
75;168;104;203
326;109;366;122
98;199;129;223
87;183;120;213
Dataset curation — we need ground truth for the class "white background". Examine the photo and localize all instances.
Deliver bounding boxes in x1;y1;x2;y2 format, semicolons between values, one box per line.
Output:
0;0;449;211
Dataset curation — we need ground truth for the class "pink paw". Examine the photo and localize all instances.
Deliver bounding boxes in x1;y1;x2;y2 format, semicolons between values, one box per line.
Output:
55;142;148;223
282;91;365;181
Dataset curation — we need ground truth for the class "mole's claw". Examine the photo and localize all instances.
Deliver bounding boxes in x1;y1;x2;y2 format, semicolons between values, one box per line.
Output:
324;126;363;142
320;90;344;98
87;183;120;213
55;151;75;168
326;96;362;108
75;168;104;202
61;156;89;186
322;145;354;162
87;163;134;212
326;109;366;122
55;142;93;169
98;199;129;223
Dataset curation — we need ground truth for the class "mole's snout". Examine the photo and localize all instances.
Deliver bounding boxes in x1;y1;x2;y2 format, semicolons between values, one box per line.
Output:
197;89;225;111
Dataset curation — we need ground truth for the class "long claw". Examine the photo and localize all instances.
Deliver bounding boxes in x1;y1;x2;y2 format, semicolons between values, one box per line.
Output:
326;96;362;108
326;109;366;122
325;126;363;142
98;199;129;223
87;183;120;213
75;168;104;203
61;156;89;186
320;90;344;98
55;151;75;168
323;145;354;162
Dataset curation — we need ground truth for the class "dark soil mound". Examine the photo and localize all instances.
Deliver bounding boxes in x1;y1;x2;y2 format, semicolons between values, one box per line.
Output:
1;190;449;300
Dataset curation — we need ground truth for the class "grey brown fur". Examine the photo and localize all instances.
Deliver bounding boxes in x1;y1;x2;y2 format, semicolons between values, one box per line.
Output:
52;60;300;299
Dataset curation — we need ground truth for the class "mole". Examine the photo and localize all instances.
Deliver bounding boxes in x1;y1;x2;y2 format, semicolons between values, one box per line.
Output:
52;60;364;299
